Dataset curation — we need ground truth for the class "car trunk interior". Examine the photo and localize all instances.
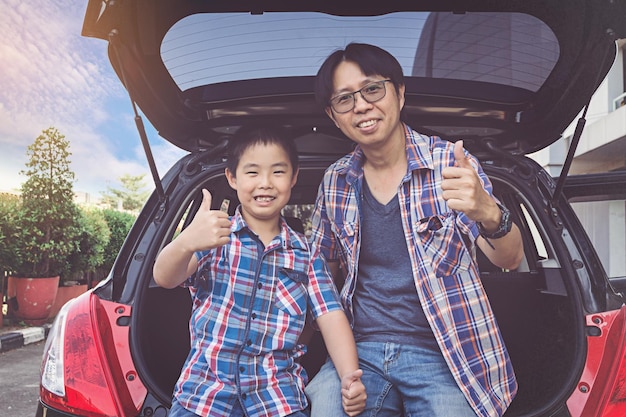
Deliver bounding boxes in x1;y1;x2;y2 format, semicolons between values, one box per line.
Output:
133;163;582;416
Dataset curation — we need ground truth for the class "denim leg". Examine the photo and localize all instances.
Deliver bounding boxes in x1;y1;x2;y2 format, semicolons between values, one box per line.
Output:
383;343;475;417
230;401;245;417
168;398;202;417
286;410;310;417
356;342;403;417
305;359;346;417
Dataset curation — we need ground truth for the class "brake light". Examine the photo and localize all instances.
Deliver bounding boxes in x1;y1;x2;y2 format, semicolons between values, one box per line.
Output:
40;292;147;416
567;306;626;417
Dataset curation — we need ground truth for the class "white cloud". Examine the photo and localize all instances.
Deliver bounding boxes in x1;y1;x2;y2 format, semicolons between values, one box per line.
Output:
0;0;175;198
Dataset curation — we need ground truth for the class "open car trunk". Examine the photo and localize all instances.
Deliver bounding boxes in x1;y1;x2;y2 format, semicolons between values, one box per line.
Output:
131;149;595;416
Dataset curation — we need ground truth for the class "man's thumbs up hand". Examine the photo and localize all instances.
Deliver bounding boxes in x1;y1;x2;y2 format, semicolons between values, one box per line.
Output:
441;140;495;222
453;139;472;169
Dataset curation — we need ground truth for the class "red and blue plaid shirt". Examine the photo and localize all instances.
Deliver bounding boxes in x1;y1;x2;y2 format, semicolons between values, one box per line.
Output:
309;124;518;417
174;208;342;417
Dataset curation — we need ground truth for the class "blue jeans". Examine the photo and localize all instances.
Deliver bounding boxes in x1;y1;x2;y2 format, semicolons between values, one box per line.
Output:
169;398;309;417
305;342;475;417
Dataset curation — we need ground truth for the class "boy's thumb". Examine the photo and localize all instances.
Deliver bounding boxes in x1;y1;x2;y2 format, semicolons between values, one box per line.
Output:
201;189;212;210
342;369;363;389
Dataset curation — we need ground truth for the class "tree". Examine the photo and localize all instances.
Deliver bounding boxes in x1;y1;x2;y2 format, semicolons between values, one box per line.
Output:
0;193;21;275
62;207;111;285
101;174;150;212
97;209;136;279
16;127;80;278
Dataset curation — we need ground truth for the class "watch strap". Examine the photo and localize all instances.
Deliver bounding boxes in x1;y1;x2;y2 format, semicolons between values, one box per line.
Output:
477;202;512;239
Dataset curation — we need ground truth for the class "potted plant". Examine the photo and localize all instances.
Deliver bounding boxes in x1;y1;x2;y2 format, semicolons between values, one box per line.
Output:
0;192;23;326
51;207;111;317
8;127;80;325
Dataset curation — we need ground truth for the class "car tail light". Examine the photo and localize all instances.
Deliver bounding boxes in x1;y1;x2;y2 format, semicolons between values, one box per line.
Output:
567;306;626;417
40;291;147;416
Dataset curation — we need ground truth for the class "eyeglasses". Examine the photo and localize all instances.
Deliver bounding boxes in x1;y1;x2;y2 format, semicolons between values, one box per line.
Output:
329;80;392;113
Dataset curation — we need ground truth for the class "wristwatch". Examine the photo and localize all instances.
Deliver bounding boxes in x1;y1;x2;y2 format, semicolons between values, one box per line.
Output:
477;202;512;239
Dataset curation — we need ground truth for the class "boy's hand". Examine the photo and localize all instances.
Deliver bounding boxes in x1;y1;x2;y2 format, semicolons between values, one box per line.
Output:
341;369;366;416
180;189;231;251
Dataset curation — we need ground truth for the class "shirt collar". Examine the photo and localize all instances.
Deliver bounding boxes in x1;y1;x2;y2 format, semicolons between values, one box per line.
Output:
231;206;308;251
338;123;434;184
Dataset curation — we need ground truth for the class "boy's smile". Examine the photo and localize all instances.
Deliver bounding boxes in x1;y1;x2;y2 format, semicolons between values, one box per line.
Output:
226;142;298;238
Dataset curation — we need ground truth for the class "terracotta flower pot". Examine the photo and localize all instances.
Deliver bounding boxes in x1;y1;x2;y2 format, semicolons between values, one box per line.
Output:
50;284;88;318
7;276;60;325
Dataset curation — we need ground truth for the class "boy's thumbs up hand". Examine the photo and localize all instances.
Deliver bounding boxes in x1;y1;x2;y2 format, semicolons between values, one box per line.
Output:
341;369;366;416
200;188;213;211
179;189;231;251
441;140;497;223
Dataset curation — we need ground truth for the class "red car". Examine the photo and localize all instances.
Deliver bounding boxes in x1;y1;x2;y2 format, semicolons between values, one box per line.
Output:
38;1;626;416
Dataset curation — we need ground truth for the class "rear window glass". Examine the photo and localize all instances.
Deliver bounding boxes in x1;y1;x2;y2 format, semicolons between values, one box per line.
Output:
161;11;559;92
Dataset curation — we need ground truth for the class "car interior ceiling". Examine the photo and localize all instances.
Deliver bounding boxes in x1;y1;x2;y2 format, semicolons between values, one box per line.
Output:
136;168;577;416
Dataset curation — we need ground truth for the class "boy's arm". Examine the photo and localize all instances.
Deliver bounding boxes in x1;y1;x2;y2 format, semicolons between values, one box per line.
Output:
316;310;366;416
153;189;231;289
153;236;200;289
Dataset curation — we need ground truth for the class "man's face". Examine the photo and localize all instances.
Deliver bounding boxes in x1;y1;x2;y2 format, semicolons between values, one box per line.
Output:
326;60;405;149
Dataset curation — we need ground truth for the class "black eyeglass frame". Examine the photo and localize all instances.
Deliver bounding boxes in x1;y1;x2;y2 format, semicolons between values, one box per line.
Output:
328;79;392;114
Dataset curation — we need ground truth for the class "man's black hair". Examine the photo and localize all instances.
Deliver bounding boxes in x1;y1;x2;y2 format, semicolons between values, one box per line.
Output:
314;43;405;108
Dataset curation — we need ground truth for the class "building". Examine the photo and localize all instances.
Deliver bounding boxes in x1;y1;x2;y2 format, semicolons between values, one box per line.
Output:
530;39;626;281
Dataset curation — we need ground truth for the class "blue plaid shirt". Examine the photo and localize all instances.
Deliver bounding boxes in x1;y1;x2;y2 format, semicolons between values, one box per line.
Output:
174;208;342;417
309;124;518;417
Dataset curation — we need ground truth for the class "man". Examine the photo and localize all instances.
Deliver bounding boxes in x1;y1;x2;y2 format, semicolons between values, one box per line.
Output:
305;43;523;417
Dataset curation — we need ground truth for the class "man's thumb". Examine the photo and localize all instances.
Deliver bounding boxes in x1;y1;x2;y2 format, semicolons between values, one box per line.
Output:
454;140;471;168
201;189;212;210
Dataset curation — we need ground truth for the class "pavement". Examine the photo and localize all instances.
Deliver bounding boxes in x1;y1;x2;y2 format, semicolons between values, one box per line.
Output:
0;322;52;353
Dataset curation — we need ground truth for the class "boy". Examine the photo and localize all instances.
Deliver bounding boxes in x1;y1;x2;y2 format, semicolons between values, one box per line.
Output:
153;125;366;417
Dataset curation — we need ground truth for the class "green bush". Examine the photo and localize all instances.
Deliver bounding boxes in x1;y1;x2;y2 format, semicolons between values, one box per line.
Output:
0;193;22;275
97;209;136;279
62;208;111;285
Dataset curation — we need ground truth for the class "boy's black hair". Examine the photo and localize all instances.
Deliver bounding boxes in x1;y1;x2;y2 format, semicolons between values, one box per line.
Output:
314;42;405;108
226;124;299;176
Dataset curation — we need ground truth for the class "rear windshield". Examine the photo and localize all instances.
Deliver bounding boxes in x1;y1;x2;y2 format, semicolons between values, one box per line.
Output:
162;11;559;93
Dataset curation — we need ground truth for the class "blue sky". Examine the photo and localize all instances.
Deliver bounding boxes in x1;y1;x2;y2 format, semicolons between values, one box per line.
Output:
0;0;185;198
0;4;432;199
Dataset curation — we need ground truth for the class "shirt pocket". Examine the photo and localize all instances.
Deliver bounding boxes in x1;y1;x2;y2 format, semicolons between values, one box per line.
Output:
274;268;309;316
415;213;471;277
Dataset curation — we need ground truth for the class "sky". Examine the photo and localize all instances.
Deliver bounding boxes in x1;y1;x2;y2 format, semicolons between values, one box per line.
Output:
0;0;186;199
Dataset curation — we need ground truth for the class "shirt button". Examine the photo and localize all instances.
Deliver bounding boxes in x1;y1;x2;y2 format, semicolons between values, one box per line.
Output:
257;283;263;289
241;393;247;400
251;313;257;319
246;339;252;346
239;366;245;373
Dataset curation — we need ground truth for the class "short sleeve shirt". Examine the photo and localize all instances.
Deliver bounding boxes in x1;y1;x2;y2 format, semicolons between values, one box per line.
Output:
174;208;342;417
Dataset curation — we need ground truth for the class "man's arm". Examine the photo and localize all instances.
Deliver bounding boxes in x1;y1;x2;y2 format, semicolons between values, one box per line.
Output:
442;141;524;270
475;210;524;270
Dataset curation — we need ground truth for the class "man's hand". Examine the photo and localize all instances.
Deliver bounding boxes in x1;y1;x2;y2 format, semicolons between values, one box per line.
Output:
341;369;366;416
441;140;500;225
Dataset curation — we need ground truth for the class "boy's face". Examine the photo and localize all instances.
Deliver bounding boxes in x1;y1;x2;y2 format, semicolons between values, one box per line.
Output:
225;142;298;230
326;60;405;149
